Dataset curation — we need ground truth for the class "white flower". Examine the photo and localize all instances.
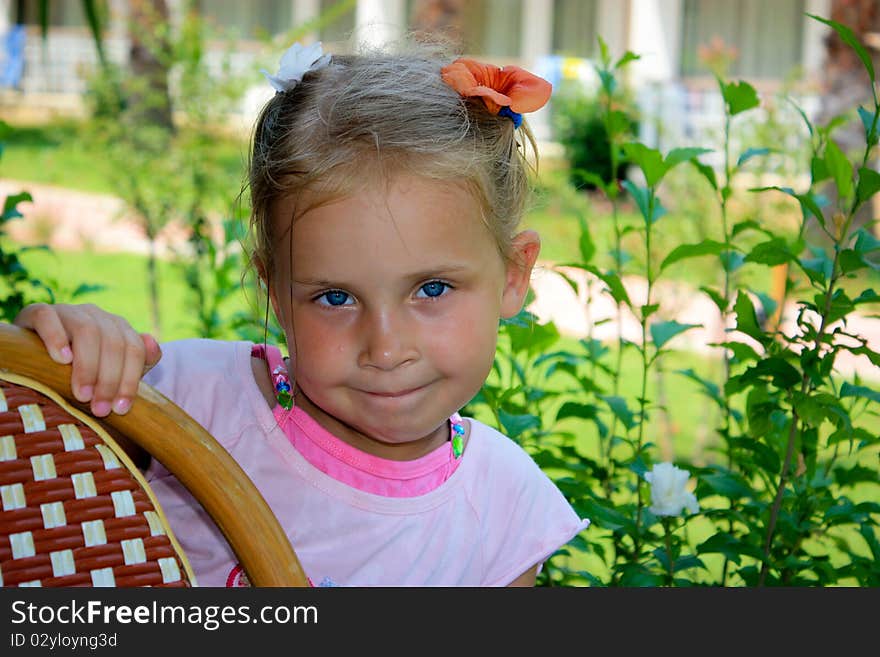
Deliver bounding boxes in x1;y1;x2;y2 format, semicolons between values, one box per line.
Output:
261;41;331;93
644;462;700;517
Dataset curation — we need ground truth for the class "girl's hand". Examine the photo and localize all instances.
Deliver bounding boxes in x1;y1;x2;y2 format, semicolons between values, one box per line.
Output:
13;303;162;417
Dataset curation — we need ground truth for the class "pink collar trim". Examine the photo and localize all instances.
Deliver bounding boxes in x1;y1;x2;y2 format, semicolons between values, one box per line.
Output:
253;344;464;498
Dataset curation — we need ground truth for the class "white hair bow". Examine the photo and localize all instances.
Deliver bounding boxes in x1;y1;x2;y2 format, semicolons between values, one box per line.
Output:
261;41;331;93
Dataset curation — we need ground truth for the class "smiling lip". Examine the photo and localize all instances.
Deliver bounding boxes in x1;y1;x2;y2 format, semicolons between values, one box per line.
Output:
361;384;428;398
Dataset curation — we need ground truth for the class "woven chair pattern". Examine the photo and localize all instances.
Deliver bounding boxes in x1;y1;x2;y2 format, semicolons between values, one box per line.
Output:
0;376;194;587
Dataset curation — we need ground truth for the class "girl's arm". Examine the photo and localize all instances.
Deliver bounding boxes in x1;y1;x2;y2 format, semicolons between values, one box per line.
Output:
507;565;538;587
13;303;161;418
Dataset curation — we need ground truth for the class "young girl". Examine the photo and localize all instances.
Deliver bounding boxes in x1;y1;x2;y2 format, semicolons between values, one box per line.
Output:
14;41;589;586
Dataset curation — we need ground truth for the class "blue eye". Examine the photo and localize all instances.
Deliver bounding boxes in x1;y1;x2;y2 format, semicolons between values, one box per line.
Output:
317;290;352;306
417;281;450;299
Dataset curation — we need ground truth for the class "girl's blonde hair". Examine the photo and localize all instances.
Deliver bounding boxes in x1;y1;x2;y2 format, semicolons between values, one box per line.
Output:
247;41;539;283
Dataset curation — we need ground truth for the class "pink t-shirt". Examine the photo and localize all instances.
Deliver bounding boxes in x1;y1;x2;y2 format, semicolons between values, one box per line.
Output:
144;339;590;586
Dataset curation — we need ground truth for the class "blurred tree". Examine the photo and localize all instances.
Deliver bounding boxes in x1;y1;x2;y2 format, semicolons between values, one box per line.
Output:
128;0;173;131
815;0;880;239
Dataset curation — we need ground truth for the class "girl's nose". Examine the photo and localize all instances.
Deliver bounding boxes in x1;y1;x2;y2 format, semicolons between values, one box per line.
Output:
358;309;416;371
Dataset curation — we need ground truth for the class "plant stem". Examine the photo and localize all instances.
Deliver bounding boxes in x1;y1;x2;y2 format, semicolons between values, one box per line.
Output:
634;190;656;554
759;229;845;586
663;518;675;586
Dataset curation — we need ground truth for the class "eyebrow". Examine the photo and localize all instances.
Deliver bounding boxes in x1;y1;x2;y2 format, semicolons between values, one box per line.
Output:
291;265;473;288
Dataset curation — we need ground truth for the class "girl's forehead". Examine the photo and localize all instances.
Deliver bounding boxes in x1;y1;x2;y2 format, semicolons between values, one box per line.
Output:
278;176;488;240
272;175;503;274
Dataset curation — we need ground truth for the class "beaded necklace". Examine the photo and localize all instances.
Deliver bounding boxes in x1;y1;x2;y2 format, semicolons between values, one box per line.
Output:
271;360;464;459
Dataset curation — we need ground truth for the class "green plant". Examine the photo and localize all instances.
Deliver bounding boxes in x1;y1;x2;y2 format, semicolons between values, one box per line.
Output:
468;14;880;587
552;70;639;190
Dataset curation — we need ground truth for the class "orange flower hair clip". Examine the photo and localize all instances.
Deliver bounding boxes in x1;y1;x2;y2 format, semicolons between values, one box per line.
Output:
440;58;552;128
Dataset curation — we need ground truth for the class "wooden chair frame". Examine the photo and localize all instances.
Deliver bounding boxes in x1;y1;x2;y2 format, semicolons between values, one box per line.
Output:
0;322;307;587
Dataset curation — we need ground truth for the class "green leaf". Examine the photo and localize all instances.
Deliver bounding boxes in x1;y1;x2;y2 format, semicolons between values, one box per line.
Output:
596;34;611;68
665;147;712;169
722;340;761;364
792;391;833;428
697;532;751;564
673;555;706;573
840;382;880;404
811;155;830;184
729;436;782;474
623;143;666;187
700;472;755;501
640;303;660;321
799;249;833;286
721;80;760;116
614;51;640;70
581;498;633;533
824;139;854;201
737;147;770;168
606;110;634;139
858;106;879;146
650;320;701;350
2;192;33;221
787;96;814;137
660;239;727;271
700;286;728;314
751;186;826;228
578;216;595;264
744;237;796;266
854;289;879;305
677;368;723;406
855;228;880;253
834;464;880;488
505;315;560;355
856;167;880;208
839;249;869;275
555;402;600;423
597;69;616;95
600;395;635;431
733;291;765;344
691;160;718;190
808;14;875;82
497;409;540;439
746;357;802;389
746;386;774;437
621;180;654;223
596;270;631;307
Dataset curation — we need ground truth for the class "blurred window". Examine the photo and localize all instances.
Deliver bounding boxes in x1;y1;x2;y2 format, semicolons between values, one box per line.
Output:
462;0;522;58
681;0;805;79
198;0;293;38
14;0;89;26
552;0;598;57
319;0;357;45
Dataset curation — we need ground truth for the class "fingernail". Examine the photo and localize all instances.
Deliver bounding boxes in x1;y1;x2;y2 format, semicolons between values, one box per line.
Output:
92;401;111;417
77;385;93;402
58;346;73;363
113;398;131;414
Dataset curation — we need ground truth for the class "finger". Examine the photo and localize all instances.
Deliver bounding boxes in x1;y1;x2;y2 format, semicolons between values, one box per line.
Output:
13;303;74;364
112;331;148;415
140;333;162;374
90;323;128;417
68;318;103;404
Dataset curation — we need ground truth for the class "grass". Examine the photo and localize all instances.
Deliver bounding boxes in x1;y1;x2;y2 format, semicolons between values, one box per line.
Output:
1;119;248;196
13;247;255;342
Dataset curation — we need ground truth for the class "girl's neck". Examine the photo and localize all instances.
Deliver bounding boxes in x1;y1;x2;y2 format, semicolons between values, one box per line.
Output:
250;354;451;461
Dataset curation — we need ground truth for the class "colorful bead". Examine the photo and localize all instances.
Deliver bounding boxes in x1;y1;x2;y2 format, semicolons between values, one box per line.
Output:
450;414;464;459
273;364;294;410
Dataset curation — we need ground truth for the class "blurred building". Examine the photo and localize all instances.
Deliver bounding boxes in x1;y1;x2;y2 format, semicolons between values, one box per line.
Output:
0;0;832;149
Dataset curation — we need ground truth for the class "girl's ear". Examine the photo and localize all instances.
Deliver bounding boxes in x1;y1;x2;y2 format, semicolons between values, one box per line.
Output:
500;229;541;319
